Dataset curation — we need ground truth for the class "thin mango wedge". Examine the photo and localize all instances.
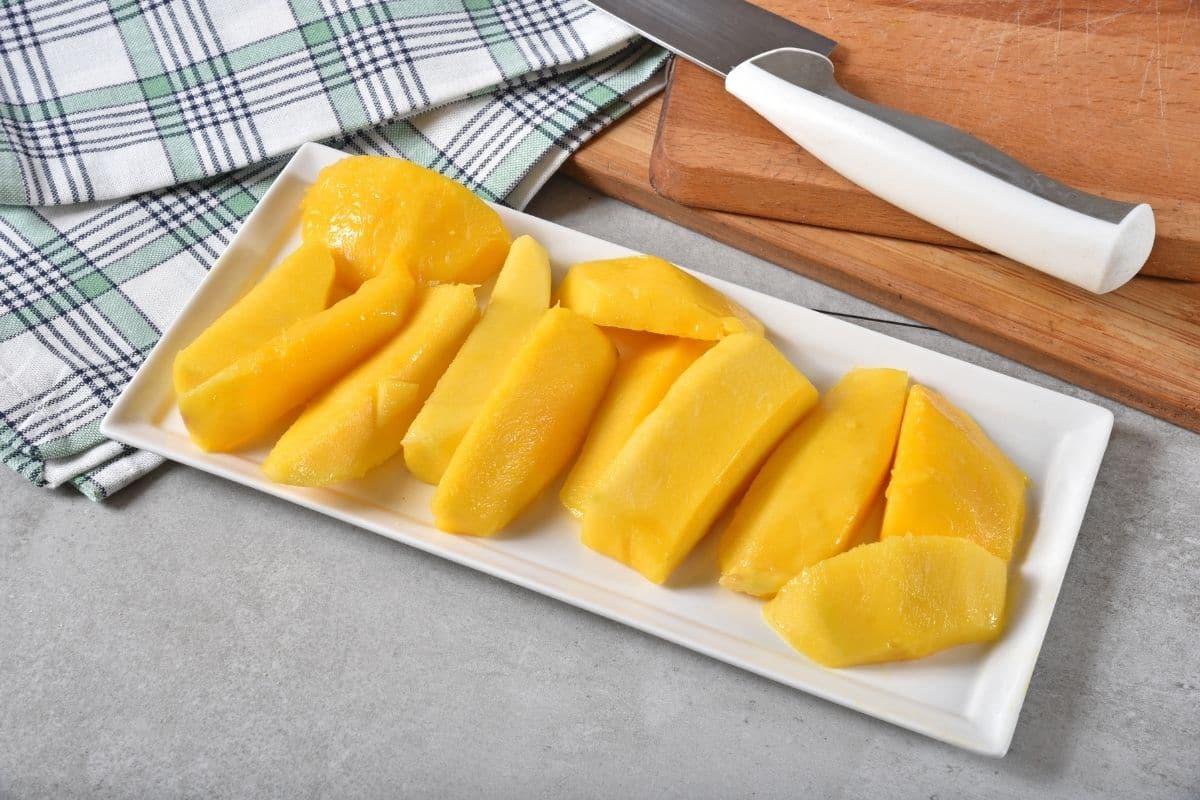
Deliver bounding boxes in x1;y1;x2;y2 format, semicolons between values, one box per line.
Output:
403;235;551;485
173;242;337;394
882;386;1029;560
719;367;909;598
433;308;616;536
178;266;416;452
302;155;510;287
262;284;480;486
764;536;1008;668
581;333;818;584
559;255;763;340
560;332;710;518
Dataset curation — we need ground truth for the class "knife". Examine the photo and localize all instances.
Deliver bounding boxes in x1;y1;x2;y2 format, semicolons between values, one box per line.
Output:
585;0;1155;294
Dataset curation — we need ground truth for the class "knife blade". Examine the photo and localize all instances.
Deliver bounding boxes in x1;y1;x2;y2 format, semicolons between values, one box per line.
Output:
584;0;1155;294
584;0;834;76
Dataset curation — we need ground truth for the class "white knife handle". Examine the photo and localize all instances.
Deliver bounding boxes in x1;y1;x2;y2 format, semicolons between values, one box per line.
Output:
725;48;1155;294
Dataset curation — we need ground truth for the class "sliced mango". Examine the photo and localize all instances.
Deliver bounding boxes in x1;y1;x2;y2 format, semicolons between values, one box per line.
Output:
173;243;337;394
719;368;909;597
178;266;416;452
262;284;479;486
559;255;763;340
403;235;551;485
581;333;818;584
882;386;1029;560
843;490;886;552
302;155;510;287
764;536;1008;668
560;333;709;518
432;308;617;536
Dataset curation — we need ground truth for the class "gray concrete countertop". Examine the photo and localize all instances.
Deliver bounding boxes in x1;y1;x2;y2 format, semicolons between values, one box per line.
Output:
2;177;1198;799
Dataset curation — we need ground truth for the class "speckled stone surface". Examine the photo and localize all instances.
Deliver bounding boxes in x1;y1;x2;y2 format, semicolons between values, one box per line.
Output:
2;178;1198;799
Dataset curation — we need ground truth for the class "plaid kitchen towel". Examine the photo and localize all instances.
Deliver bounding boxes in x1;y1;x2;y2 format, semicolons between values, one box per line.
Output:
0;0;669;500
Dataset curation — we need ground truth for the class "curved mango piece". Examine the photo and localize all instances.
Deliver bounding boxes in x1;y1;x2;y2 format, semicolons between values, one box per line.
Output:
764;536;1008;668
581;333;818;584
719;367;909;598
559;255;763;340
178;266;416;452
882;386;1028;560
560;333;710;518
432;308;617;536
262;284;480;486
173;243;337;394
302;155;510;287
403;235;551;485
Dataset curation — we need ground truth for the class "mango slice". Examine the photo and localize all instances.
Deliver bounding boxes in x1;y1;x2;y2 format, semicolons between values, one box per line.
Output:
178;266;416;452
173;243;337;394
403;235;551;485
764;536;1008;667
302;155;511;287
581;333;818;584
843;490;886;552
882;386;1029;560
432;308;617;536
719;368;909;597
560;333;709;518
559;255;763;340
262;284;480;486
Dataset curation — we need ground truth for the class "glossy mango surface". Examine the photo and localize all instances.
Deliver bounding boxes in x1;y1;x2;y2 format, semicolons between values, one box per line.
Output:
559;255;763;340
764;536;1008;667
581;333;818;584
842;490;886;552
262;284;479;486
719;368;909;597
302;155;510;287
403;235;551;485
559;333;710;518
173;242;337;394
432;308;617;536
882;386;1028;560
178;266;416;452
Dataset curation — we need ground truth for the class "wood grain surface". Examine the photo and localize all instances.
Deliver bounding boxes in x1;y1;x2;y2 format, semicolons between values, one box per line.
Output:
649;0;1200;281
564;98;1200;433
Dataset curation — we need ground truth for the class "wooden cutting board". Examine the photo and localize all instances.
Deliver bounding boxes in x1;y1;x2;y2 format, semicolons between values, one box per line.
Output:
562;98;1200;433
649;0;1200;281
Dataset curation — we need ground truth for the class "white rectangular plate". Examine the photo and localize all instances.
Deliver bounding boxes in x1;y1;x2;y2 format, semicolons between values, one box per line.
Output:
102;142;1113;757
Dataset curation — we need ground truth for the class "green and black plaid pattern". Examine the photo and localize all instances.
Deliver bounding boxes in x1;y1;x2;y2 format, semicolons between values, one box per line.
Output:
0;1;667;499
0;0;644;204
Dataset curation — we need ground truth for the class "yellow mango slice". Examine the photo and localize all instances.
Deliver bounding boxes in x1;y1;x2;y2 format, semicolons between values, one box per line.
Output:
178;266;416;452
173;243;337;394
432;308;617;536
403;235;551;485
881;386;1029;560
719;368;909;597
302;155;510;287
843;490;886;551
559;255;763;340
581;333;818;584
764;536;1008;668
262;284;480;486
559;333;710;518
